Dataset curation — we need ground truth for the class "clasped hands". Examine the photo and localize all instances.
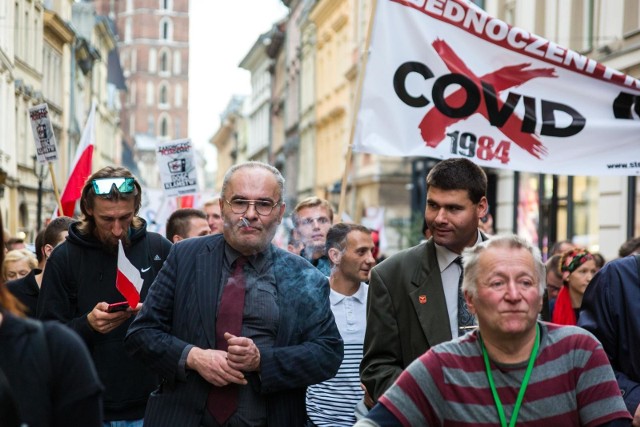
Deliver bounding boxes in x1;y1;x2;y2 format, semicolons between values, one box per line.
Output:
187;333;261;387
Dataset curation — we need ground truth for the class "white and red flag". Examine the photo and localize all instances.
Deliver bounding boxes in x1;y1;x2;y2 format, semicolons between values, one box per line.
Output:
354;0;640;176
116;240;144;308
58;102;96;216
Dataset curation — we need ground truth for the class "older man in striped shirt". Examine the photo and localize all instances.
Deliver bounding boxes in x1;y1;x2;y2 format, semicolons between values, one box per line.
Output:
357;234;631;427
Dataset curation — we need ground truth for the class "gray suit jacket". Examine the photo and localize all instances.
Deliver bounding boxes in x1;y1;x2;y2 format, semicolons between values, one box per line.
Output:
360;235;485;402
125;234;343;426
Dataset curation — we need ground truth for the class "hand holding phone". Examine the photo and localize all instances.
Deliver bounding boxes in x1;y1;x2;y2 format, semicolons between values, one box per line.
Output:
106;301;130;313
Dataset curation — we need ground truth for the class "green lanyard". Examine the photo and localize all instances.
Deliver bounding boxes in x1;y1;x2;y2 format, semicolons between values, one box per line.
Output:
479;323;540;427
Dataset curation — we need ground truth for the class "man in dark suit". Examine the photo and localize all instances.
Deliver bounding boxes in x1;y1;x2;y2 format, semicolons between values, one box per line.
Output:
125;161;343;426
360;158;488;403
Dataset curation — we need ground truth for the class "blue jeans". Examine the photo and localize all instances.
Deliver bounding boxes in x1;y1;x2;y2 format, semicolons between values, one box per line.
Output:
103;419;144;427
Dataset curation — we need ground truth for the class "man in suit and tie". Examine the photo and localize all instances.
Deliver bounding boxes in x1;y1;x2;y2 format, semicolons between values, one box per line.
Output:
360;157;489;403
125;161;343;426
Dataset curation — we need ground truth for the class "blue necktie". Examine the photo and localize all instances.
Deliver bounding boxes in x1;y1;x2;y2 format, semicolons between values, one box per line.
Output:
455;256;475;336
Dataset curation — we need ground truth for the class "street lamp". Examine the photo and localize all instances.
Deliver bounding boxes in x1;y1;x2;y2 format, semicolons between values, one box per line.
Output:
32;155;48;232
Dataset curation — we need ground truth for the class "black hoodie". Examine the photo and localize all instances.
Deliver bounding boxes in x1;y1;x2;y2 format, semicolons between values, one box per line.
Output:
37;220;172;421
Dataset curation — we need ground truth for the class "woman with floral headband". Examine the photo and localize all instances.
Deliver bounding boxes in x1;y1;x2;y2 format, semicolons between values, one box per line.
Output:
552;248;597;325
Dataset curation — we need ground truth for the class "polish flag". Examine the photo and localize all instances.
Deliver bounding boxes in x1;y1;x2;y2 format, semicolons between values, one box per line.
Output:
58;102;96;216
178;195;194;208
116;240;144;308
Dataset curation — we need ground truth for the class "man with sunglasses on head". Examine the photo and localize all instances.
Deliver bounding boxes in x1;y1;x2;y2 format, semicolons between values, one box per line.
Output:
293;196;335;276
37;166;173;427
125;161;342;427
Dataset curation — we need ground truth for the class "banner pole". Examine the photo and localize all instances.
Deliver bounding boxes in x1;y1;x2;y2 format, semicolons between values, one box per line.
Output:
338;0;378;221
48;163;63;214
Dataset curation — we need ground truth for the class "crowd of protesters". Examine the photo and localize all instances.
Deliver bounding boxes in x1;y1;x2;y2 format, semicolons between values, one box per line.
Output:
0;159;638;426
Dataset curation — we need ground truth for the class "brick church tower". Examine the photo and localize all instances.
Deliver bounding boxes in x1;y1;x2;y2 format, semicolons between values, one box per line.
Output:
94;0;189;185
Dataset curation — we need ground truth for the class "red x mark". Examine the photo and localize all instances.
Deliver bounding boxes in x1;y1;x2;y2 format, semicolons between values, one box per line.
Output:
419;39;556;159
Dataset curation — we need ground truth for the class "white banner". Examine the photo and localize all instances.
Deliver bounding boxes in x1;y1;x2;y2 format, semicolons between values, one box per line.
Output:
354;0;640;176
156;138;198;197
28;103;59;163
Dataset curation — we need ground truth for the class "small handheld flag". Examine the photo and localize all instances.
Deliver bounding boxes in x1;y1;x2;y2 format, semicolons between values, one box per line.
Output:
116;240;144;308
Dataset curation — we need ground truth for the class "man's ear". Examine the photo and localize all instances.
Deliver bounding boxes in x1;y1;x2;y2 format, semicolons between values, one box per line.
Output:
172;235;183;244
43;244;54;259
328;247;341;265
465;291;477;315
477;196;489;220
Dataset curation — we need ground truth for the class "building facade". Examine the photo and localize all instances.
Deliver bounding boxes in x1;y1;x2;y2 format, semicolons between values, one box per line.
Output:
239;28;277;164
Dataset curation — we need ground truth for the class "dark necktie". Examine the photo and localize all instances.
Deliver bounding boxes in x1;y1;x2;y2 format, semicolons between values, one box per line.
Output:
207;257;247;425
454;256;475;336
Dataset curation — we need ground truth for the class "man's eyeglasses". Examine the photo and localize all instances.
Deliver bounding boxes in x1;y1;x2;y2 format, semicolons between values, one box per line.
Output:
299;217;331;227
92;177;135;195
225;199;280;216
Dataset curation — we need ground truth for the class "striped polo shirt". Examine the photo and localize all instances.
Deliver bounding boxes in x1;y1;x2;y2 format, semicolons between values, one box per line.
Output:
379;322;631;426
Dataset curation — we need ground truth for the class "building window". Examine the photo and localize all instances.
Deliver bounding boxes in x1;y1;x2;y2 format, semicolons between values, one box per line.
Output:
19;203;29;232
503;1;515;25
132;49;137;72
570;0;594;52
160;0;171;11
160;50;169;73
146;81;154;105
159;83;168;105
148;114;154;135
175;118;181;138
14;1;20;57
173;51;181;74
624;0;640;35
160;18;172;41
129;82;136;105
24;9;29;63
174;84;182;107
125;17;132;42
572;176;599;250
160;116;169;137
126;0;133;12
149;48;157;73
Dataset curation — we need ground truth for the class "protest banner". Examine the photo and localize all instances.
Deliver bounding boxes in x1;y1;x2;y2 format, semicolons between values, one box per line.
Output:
156;138;198;198
353;0;640;176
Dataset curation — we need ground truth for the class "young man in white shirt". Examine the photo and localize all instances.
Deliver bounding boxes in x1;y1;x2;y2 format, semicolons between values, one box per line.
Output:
306;223;376;426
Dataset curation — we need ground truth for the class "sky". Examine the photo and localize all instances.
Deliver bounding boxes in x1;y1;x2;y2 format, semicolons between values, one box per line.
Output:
188;1;288;167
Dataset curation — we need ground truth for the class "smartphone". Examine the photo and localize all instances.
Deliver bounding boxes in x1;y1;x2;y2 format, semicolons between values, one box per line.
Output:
106;301;130;313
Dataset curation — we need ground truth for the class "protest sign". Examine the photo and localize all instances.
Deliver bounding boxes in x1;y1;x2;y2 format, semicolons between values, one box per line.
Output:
156;138;198;197
29;103;58;163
